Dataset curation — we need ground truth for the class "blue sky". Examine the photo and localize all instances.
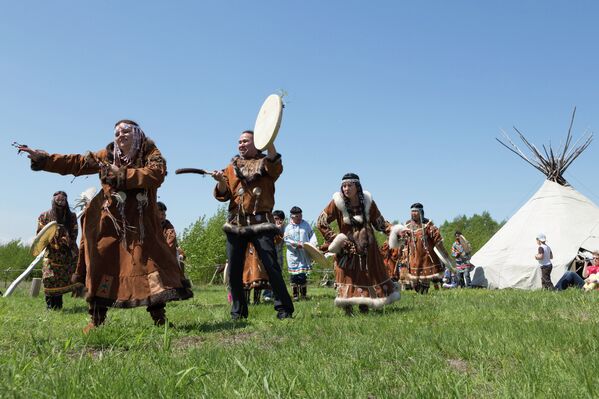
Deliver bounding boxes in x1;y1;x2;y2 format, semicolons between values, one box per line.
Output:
1;1;598;243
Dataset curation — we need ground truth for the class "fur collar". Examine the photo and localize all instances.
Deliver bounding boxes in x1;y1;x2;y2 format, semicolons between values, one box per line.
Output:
332;190;372;225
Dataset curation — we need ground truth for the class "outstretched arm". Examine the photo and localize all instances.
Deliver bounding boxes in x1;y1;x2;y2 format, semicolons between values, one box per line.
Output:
18;145;101;176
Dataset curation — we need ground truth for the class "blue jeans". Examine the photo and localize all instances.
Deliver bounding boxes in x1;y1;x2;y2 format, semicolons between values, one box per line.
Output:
554;271;584;291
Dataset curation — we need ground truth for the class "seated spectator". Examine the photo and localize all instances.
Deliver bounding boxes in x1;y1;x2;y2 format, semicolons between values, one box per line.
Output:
554;250;599;291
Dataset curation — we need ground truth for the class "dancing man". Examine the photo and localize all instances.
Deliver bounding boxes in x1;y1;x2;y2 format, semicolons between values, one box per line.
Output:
212;130;294;320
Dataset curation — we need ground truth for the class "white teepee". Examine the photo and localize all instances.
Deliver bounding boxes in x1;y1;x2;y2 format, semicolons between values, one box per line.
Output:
471;109;597;289
470;180;599;289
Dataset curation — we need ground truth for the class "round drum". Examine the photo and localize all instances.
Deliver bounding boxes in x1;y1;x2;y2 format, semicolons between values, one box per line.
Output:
31;221;58;257
253;94;283;150
303;242;330;268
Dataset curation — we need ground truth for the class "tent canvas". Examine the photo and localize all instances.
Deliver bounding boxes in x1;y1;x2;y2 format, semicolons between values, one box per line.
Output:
471;180;599;289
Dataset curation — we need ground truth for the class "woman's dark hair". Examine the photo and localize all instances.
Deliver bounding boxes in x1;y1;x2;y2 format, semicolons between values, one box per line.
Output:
272;210;285;219
339;178;367;227
50;191;75;234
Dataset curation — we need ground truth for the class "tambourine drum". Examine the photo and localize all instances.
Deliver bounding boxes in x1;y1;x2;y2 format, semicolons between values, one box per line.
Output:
303;242;330;268
31;221;58;257
253;94;283;151
434;247;453;270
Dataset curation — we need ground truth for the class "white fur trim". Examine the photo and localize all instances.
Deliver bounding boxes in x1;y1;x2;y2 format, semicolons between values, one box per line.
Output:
334;290;400;309
363;191;372;217
332;190;373;224
328;233;348;254
389;224;408;249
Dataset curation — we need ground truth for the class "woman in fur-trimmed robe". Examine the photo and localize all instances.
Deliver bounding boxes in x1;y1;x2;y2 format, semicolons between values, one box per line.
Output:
243;243;270;304
18;120;193;332
37;191;81;309
316;173;400;314
389;202;446;294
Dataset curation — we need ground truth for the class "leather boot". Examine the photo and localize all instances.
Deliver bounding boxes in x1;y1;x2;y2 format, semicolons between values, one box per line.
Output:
300;285;307;300
253;289;261;305
148;304;168;326
84;304;107;334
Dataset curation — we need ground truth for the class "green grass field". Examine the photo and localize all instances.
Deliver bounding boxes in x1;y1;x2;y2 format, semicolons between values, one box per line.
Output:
1;285;598;398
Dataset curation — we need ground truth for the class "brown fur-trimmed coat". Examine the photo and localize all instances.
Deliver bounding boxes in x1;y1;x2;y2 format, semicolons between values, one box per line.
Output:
317;191;400;308
31;139;193;308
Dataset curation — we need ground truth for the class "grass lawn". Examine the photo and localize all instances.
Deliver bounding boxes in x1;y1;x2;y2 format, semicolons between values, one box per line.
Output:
1;284;598;398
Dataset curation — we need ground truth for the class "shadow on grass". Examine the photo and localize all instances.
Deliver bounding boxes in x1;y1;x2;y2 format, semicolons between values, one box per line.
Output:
176;319;248;333
61;304;89;314
370;305;413;316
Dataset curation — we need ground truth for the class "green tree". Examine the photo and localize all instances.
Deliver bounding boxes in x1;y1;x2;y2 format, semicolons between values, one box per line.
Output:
439;212;505;255
179;207;228;284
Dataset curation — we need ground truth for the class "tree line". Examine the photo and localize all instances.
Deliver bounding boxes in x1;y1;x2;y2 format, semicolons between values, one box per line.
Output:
0;210;504;285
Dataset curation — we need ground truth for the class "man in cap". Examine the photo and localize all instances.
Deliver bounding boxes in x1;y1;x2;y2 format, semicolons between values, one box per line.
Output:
535;233;554;289
284;206;317;300
212;130;294;320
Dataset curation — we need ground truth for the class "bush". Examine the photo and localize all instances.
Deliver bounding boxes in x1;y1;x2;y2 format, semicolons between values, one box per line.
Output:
179;207;228;284
0;240;36;283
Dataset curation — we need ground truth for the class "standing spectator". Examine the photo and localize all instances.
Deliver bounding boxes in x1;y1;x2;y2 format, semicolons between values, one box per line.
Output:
451;231;473;288
535;233;554;289
284;206;317;300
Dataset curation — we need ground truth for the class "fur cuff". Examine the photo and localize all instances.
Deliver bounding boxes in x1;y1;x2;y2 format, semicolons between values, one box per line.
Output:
389;224;408;249
328;233;348;254
334;290;401;309
30;152;49;171
222;222;280;236
266;153;282;163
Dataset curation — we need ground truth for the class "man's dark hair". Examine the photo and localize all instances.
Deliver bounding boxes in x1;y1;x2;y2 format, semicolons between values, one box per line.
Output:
272;210;285;219
290;206;303;215
242;130;254;135
157;201;167;211
115;119;139;127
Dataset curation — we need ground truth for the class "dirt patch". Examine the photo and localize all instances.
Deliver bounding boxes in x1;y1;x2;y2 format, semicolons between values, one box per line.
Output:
447;358;470;373
217;331;258;345
173;336;206;351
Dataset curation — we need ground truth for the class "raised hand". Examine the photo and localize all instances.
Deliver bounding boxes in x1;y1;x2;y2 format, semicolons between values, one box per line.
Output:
16;145;48;162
